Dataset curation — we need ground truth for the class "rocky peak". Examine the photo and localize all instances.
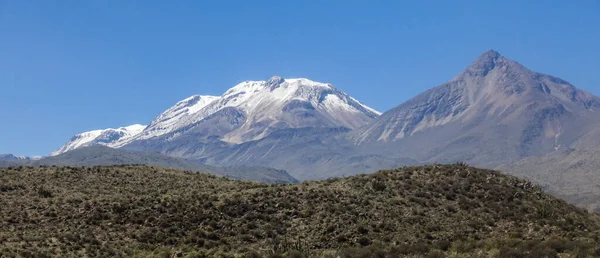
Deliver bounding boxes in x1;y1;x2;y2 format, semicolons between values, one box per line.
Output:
464;49;507;76
267;76;286;91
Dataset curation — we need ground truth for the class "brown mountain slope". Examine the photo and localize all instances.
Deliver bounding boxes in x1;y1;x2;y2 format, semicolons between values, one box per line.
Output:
1;164;600;257
354;50;600;167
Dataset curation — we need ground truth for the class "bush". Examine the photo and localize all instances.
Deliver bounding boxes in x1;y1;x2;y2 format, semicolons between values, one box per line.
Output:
37;187;53;198
498;247;526;258
357;237;371;246
371;181;386;192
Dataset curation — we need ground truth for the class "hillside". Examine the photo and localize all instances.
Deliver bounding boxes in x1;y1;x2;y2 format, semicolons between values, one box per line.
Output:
1;164;599;257
498;149;600;213
6;146;298;184
195;126;419;180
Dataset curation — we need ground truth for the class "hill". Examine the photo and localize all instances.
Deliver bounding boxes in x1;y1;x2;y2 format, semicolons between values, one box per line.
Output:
1;164;599;257
498;149;600;213
5;146;298;184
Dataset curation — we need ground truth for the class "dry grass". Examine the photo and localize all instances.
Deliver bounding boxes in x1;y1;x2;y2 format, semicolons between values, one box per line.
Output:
1;164;600;257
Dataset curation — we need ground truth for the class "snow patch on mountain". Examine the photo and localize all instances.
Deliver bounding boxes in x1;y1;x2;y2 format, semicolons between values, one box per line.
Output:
51;124;146;156
126;95;219;143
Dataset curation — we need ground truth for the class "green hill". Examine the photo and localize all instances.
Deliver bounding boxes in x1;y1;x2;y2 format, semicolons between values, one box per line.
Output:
1;164;599;257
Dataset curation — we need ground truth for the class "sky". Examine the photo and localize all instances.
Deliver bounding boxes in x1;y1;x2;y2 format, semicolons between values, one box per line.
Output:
1;0;599;156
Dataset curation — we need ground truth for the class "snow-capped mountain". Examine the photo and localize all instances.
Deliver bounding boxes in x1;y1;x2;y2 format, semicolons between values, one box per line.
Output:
52;76;379;155
51;124;146;156
0;154;42;161
118;95;220;146
127;76;380;145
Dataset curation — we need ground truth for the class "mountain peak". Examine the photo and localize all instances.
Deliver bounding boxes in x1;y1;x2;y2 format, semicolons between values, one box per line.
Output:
480;49;501;59
466;49;506;76
267;75;285;90
267;75;284;84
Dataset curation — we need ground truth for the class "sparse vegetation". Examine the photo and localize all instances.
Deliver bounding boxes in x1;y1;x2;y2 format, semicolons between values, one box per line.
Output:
1;164;599;257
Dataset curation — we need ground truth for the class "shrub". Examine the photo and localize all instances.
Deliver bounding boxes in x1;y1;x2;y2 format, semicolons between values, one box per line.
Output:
37;187;53;198
357;237;371;246
371;181;386;192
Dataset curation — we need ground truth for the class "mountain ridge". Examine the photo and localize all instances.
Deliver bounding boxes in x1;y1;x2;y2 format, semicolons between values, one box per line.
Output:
53;76;380;155
51;124;146;156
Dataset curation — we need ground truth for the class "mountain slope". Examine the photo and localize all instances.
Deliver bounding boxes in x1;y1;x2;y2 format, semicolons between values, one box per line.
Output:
198;127;419;180
1;164;599;257
354;50;600;166
118;95;220;146
37;145;297;183
51;124;146;156
497;148;600;212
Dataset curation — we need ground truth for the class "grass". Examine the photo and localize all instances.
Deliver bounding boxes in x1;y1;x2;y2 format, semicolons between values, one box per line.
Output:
1;164;600;257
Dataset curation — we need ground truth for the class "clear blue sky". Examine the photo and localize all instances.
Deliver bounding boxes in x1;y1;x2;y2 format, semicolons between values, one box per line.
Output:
1;0;599;156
